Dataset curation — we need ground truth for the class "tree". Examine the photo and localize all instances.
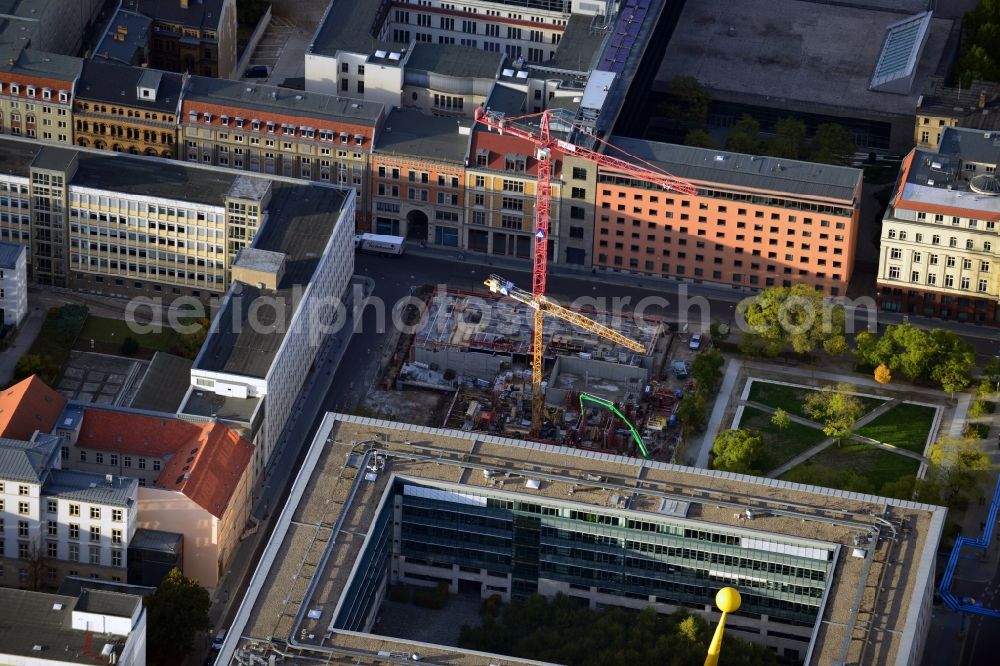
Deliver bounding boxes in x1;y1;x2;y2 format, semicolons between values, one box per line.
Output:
711;429;763;474
983;357;1000;388
709;318;730;342
810;123;855;165
683;128;714;148
803;383;865;439
926;436;993;509
739;284;847;357
879;476;916;501
14;354;44;381
874;363;892;385
120;336;140;356
726;114;762;155
147;568;211;666
661;76;711;126
675;388;707;431
691;349;724;390
770;408;791;430
768;117;806;159
854;325;975;390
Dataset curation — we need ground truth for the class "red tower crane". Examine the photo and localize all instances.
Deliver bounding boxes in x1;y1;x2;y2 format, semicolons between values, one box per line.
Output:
474;107;698;435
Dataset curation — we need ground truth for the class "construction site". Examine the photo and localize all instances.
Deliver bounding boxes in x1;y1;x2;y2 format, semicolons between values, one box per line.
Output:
369;281;699;463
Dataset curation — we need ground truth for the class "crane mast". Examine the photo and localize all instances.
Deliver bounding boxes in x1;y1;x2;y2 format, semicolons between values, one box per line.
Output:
474;107;696;435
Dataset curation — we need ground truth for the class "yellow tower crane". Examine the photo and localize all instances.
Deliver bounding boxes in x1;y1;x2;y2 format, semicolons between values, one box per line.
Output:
484;273;648;435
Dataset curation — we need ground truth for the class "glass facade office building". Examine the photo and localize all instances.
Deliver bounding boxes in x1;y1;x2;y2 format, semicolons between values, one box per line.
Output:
335;478;836;633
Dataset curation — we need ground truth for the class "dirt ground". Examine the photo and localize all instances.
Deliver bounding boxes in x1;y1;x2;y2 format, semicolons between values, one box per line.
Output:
361;388;450;427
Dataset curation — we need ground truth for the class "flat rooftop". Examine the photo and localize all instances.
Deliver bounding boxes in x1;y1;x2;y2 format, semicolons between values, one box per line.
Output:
179;388;262;424
609;136;863;202
310;0;392;57
193;183;349;378
894;130;1000;218
0;587;134;664
225;413;945;666
656;0;952;118
405;43;503;80
375;108;471;163
183;76;384;127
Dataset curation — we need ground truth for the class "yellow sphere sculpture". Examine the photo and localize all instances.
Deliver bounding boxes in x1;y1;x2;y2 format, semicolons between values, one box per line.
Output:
704;587;742;666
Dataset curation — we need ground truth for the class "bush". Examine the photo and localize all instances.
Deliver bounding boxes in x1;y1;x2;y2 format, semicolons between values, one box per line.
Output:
964;423;990;440
412;581;449;609
481;593;502;617
968;400;995;418
120;336;140;356
388;584;410;603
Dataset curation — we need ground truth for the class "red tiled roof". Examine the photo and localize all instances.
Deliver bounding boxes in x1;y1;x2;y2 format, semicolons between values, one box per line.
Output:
0;375;67;440
79;408;254;518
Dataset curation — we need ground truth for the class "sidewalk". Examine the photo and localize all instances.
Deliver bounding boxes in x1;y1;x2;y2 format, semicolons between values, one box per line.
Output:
0;303;46;385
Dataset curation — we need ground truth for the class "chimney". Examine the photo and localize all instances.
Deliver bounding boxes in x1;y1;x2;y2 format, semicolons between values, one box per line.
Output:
979;90;987;110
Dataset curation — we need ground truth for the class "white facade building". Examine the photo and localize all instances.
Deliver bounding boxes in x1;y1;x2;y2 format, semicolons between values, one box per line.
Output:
182;183;356;484
0;241;27;326
0;433;138;588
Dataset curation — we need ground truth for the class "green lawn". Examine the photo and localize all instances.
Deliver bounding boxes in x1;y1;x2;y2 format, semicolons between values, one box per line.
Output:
747;380;885;419
78;316;186;353
780;440;920;493
737;407;828;473
855;403;936;454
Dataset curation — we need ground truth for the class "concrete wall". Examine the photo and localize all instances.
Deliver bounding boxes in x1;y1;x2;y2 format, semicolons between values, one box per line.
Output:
545;355;648;406
413;346;506;381
137;487;220;588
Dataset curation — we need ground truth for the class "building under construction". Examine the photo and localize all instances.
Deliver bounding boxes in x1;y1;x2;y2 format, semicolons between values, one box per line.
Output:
415;287;687;459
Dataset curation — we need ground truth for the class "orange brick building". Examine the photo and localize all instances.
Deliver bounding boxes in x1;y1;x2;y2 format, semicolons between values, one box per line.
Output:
594;139;863;296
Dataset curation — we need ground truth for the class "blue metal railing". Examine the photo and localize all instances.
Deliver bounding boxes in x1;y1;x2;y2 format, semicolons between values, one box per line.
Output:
938;474;1000;617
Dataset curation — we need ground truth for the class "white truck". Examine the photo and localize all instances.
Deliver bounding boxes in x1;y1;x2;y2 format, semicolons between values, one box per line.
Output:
354;233;405;256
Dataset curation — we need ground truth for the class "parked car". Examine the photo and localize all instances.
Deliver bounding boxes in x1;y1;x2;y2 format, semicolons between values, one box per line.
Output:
211;630;226;651
243;65;268;78
689;333;702;350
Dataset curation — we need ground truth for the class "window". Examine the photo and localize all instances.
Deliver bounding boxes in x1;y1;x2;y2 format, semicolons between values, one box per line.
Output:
79;450;87;462
911;270;920;283
18;501;28;515
982;261;990;272
69;524;80;539
929;254;938;265
90;526;101;542
112;550;122;567
69;503;80;517
47;520;57;536
95;452;103;464
927;273;937;286
963;258;972;270
138;458;146;470
18;520;28;537
888;266;900;279
912;252;921;263
572;167;588;180
945;274;954;288
571;187;586;199
153;460;161;471
123;456;131;468
979;279;989;292
112;509;123;522
569;226;585;239
90;546;101;565
17;484;28;496
69;544;79;562
90;507;101;520
110;454;118;466
47;542;58;558
112;528;123;544
961;276;970;290
46;499;57;514
890;248;902;259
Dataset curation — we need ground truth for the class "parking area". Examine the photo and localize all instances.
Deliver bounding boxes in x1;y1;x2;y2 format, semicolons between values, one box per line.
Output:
58;351;147;405
240;1;330;86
